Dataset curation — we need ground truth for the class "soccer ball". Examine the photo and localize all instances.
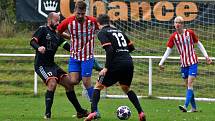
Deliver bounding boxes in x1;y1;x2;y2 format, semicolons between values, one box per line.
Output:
116;106;131;120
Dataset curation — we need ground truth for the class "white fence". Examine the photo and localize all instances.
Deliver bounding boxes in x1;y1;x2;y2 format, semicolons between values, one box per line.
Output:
0;53;214;101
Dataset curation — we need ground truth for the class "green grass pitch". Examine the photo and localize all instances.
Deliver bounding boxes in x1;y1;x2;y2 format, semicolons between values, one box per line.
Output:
0;94;215;121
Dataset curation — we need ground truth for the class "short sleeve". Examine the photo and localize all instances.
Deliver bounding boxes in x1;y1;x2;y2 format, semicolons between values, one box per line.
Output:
166;33;175;48
97;31;111;47
57;18;70;34
32;26;44;42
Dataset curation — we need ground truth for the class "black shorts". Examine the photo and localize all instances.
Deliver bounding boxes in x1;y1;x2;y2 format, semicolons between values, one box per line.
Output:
35;64;67;84
98;62;134;87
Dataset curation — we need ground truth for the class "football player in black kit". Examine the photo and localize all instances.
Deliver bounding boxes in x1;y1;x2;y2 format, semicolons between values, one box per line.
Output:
30;12;89;119
84;14;146;121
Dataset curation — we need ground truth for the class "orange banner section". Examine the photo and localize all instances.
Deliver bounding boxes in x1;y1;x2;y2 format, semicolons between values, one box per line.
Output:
153;1;174;21
60;1;198;22
60;0;73;17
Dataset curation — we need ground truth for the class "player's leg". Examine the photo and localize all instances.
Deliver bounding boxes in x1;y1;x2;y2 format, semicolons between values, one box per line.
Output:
35;66;58;119
91;80;105;112
179;66;189;112
120;84;146;121
82;58;102;119
119;63;146;121
81;83;90;100
180;76;196;112
184;76;195;108
82;76;101;119
57;65;89;118
68;57;81;85
189;93;197;112
188;64;198;112
84;77;105;121
44;77;58;119
81;58;94;101
179;64;197;112
59;75;89;118
120;84;143;113
82;58;103;100
82;77;93;100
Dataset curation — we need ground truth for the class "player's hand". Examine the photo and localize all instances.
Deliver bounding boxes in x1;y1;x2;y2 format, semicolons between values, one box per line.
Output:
99;68;108;76
206;57;212;64
38;46;46;54
159;65;165;71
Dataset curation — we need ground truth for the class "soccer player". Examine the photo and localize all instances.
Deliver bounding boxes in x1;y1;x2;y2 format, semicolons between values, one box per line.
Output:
57;0;97;101
57;1;101;117
159;16;212;112
30;12;89;119
84;14;146;121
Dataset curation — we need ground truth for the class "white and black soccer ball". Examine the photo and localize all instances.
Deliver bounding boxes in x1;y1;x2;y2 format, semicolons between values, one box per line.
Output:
116;106;131;120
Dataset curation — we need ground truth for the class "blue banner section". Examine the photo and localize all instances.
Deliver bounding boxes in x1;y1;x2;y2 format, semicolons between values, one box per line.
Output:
16;0;47;22
16;0;65;22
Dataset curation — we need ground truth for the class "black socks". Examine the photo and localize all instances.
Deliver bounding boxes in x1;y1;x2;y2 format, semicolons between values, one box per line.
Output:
45;90;54;115
66;91;83;113
127;90;143;113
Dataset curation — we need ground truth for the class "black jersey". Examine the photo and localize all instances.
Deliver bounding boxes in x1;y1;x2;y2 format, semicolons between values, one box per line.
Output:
97;25;134;69
31;26;67;66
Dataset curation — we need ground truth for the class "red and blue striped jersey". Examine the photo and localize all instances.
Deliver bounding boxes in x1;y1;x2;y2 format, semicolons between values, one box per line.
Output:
167;29;199;67
57;16;98;61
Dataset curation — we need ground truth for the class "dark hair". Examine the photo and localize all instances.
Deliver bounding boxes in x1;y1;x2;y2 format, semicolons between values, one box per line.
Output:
97;14;110;25
75;0;87;10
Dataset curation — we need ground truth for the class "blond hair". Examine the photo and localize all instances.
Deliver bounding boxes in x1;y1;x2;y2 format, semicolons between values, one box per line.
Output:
174;16;184;23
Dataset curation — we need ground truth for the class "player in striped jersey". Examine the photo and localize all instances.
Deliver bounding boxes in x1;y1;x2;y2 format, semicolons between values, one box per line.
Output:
57;0;101;118
159;16;212;112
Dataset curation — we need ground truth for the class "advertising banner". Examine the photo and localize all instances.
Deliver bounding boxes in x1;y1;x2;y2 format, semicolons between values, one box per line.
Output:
16;0;215;24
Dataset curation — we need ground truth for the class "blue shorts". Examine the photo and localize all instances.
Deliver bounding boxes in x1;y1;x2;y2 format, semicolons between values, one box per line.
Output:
68;57;94;77
181;64;198;79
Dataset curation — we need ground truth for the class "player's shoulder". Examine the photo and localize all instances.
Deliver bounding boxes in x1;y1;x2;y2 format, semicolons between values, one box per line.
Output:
170;31;178;37
68;16;76;20
36;25;47;32
62;16;75;22
38;25;46;29
98;26;110;34
186;29;195;34
172;31;178;35
97;29;106;36
87;16;97;22
168;31;177;41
